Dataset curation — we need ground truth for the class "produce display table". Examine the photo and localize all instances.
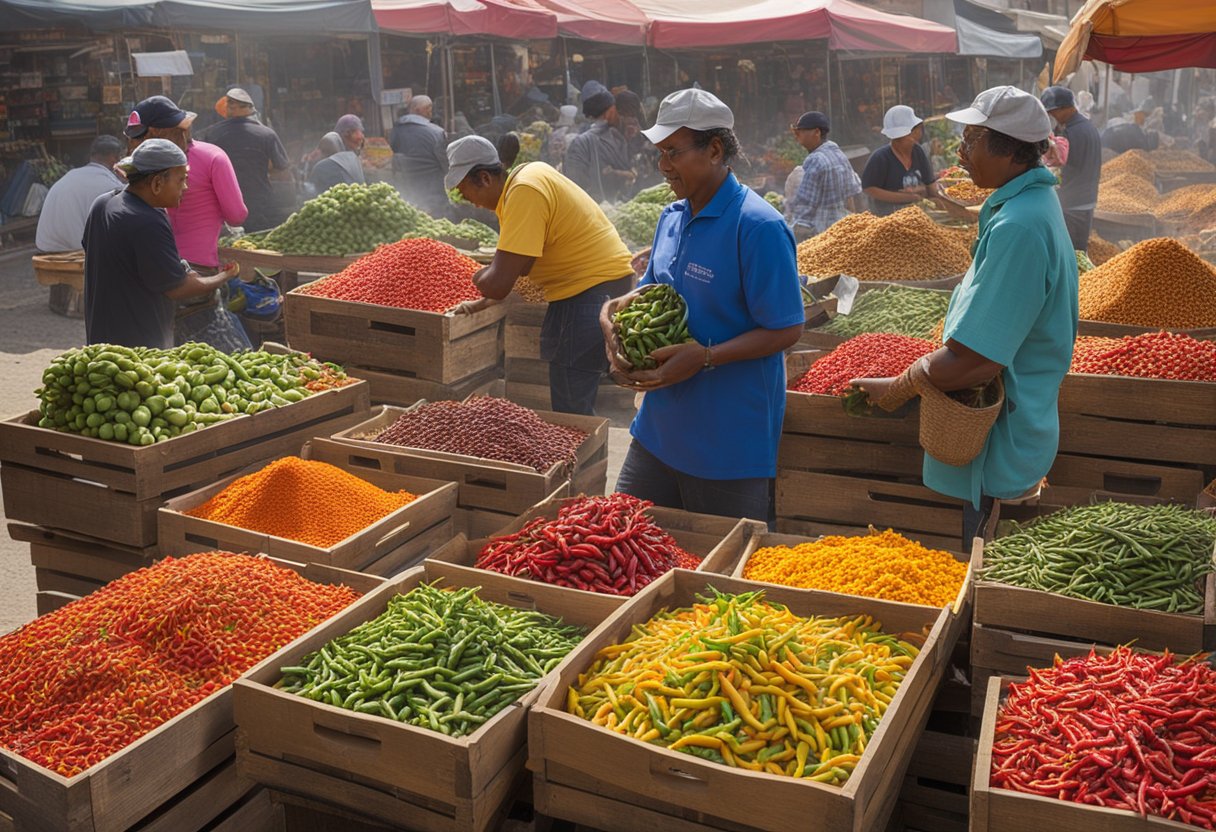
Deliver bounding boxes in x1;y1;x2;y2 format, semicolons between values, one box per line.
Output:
218;247;362;293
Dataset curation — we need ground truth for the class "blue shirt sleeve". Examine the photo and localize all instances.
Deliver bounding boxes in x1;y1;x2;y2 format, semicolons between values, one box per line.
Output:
945;221;1049;367
793;154;826;220
739;216;805;330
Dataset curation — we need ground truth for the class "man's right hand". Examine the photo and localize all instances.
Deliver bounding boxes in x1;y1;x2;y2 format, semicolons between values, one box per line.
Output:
600;288;645;374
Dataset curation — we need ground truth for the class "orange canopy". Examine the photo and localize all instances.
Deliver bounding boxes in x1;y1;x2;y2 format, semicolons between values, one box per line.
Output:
1055;0;1216;80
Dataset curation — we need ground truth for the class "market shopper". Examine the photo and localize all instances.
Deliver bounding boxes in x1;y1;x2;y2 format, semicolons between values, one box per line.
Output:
852;86;1079;543
1041;86;1101;251
82;140;239;350
787;111;862;241
446;135;634;416
600;89;805;523
388;96;450;215
861;105;938;216
35;135;124;253
336;114;366;153
564;81;635;203
308;131;365;194
200;88;291;232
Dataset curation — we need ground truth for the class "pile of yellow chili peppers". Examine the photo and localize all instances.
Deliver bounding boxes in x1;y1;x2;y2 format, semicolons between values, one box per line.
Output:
567;589;922;786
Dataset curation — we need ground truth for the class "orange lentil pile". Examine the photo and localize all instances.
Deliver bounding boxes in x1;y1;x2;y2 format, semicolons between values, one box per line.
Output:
741;529;968;607
1087;231;1123;266
0;552;360;776
1153;184;1216;222
1148;149;1216;174
1100;149;1156;182
943;181;993;206
185;457;417;547
1096;173;1160;215
795;206;973;281
1078;238;1216;329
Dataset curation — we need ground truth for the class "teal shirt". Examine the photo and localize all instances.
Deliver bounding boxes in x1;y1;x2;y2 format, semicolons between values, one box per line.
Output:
923;166;1079;508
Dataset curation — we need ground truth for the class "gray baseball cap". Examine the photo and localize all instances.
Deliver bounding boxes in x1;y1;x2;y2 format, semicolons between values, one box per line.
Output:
948;86;1052;144
225;87;254;106
642;88;734;145
445;136;500;190
115;138;188;174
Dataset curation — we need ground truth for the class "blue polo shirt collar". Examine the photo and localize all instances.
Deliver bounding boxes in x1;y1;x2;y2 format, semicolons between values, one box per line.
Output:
677;170;743;221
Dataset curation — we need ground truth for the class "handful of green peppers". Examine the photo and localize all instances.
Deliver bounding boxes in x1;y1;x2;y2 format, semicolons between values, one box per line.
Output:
613;284;694;370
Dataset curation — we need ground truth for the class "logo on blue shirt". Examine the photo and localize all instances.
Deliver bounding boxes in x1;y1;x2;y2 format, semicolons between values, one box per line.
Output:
684;262;714;283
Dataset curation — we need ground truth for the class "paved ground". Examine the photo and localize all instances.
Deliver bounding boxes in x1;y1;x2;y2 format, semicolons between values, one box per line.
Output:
0;247;85;633
0;247;632;635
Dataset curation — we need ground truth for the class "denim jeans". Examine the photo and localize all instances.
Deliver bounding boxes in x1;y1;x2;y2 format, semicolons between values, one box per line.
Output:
616;439;773;526
540;274;634;415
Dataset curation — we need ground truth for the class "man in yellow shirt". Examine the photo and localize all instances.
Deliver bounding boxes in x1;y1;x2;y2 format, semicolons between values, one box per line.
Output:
446;135;635;415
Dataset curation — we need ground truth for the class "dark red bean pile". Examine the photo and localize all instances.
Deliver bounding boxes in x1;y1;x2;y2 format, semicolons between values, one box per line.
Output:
373;397;587;473
475;493;701;596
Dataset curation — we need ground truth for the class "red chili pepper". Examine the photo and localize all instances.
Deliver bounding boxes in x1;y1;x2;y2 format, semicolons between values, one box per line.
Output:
789;333;937;396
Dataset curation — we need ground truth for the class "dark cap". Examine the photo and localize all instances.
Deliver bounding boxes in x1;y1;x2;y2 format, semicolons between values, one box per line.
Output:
124;95;196;139
1039;86;1075;111
795;111;830;131
581;80;615;119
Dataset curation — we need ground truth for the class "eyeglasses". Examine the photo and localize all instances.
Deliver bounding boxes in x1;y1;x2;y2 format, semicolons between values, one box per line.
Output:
657;141;706;162
960;126;989;152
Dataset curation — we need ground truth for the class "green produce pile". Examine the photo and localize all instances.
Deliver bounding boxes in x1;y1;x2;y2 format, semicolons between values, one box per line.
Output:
1076;249;1095;273
260;183;422;256
980;503;1216;614
276;583;586;738
402;217;498;248
632;183;677;205
36;343;352;445
614;284;693;370
764;191;784;213
612;183;677;248
818;285;953;340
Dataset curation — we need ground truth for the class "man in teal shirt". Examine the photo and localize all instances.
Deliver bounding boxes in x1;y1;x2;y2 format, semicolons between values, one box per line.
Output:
854;86;1078;543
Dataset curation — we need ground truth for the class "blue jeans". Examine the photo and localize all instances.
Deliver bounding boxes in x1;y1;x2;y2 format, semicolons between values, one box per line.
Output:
540;274;634;415
616;439;773;526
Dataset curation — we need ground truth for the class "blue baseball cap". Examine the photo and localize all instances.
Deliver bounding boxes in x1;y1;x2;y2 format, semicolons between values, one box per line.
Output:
125;95;196;139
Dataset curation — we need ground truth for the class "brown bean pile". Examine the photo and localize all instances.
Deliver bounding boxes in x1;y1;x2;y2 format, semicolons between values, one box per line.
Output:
1186;201;1216;234
1148;149;1216;174
943;181;993;206
1088;232;1123;266
1096;173;1160;215
796;206;972;281
1154;184;1216;221
1101;150;1156;182
1078;237;1216;329
372;396;587;473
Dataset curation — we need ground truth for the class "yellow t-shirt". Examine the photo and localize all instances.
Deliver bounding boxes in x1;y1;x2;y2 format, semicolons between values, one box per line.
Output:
495;163;634;302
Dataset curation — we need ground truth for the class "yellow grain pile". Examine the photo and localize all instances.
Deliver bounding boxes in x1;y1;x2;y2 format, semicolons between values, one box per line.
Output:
943;181;993;206
1100;150;1156;182
1147;149;1216;174
1185;201;1216;233
1078;237;1216;328
1154;184;1216;221
1087;231;1122;266
1097;173;1160;215
796;206;973;281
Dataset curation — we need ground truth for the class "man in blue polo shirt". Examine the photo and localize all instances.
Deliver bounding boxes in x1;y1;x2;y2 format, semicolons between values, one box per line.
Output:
853;87;1078;543
599;89;805;523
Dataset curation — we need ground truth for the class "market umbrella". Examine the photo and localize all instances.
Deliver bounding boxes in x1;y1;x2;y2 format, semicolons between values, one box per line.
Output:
1054;0;1216;80
372;0;558;39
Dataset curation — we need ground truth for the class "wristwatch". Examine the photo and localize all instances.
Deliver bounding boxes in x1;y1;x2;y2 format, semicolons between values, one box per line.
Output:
702;345;715;371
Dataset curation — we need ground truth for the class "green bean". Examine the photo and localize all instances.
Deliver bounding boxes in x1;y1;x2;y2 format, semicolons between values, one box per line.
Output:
818;285;952;340
278;582;586;738
980;503;1216;614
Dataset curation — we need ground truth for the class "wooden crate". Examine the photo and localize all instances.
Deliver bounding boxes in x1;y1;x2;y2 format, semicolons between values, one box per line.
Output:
284;290;506;384
270;788;515;832
891;728;975;832
971;539;1215;654
1057;373;1216;466
0;383;370;548
0;558;380;832
158;439;457;576
972;677;1195;832
528;569;951;832
503;300;546;361
10;523;158;587
783;352;921;445
233;562;619;832
342;363;502;408
329;403;609;515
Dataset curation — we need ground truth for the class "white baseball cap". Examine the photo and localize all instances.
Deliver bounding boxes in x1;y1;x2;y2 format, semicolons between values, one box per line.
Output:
445;135;500;190
881;105;923;140
948;86;1052;144
642;88;734;145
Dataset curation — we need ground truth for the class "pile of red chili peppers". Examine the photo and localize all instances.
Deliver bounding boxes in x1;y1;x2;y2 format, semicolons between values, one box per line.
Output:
789;333;937;396
474;493;701;596
992;646;1216;828
0;552;360;777
300;238;482;313
1071;331;1216;382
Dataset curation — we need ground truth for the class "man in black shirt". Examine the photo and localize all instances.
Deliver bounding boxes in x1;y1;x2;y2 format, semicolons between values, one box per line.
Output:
1041;86;1102;251
82;140;238;349
200;88;291;231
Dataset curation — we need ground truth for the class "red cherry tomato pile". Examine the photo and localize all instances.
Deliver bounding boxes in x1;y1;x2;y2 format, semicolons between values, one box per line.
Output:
475;493;702;596
0;552;361;777
790;333;937;396
992;647;1216;828
1071;331;1216;382
300;237;482;313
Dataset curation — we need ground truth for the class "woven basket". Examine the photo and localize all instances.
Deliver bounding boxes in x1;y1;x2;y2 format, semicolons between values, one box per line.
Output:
912;361;1004;466
32;251;84;291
